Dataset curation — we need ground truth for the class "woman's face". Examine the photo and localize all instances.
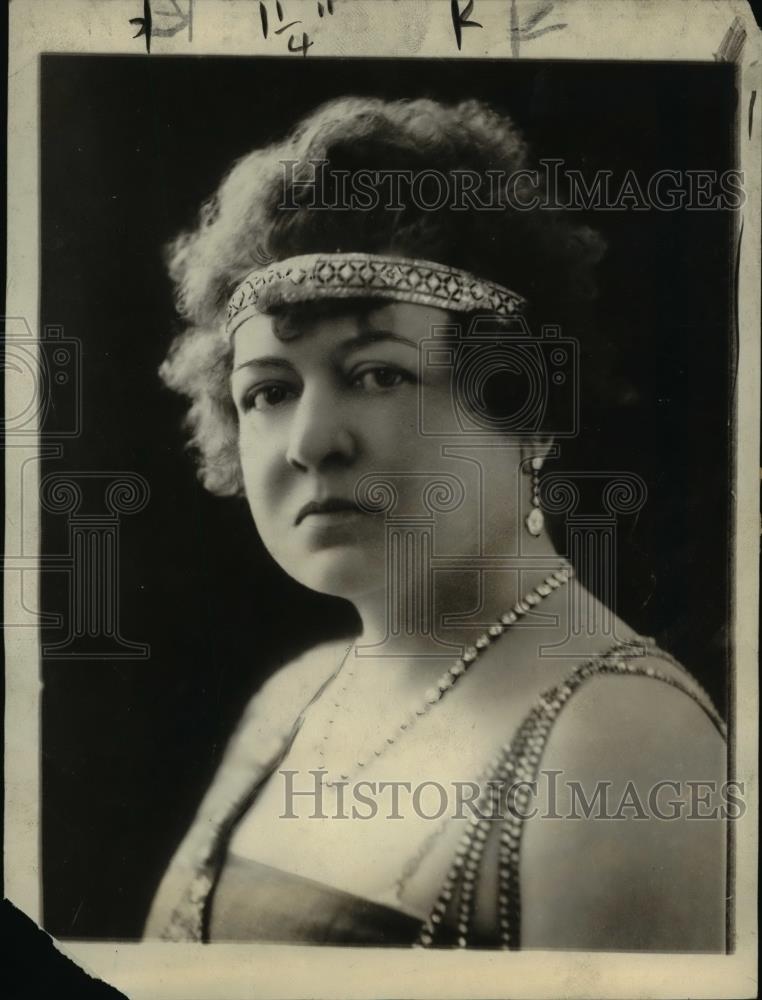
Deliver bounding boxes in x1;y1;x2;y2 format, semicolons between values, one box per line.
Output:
231;302;524;602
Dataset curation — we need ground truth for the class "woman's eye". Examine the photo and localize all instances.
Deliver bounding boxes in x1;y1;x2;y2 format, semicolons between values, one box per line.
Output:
243;384;297;411
352;367;411;391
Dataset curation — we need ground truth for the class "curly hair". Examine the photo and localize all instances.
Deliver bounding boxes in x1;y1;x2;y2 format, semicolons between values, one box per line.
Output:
160;96;604;496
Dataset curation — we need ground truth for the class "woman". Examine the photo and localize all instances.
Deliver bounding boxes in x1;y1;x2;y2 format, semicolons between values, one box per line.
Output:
145;97;727;950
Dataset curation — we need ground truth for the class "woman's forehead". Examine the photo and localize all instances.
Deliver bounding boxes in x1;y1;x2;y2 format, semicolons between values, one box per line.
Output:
232;301;453;361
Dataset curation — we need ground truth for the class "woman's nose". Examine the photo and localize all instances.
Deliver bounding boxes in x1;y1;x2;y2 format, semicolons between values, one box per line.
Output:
285;386;357;472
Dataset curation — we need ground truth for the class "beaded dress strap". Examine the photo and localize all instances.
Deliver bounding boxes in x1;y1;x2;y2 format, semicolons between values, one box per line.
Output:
157;742;290;941
154;647;351;942
415;639;726;951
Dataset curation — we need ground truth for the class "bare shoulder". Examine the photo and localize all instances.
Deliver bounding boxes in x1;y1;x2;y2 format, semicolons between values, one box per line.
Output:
144;637;353;939
218;636;353;769
519;652;728;951
246;638;352;713
539;652;725;783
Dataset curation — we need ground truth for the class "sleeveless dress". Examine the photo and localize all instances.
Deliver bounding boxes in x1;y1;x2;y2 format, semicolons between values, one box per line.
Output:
144;637;725;949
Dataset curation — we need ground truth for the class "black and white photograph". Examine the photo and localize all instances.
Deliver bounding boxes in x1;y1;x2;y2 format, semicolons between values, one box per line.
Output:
4;1;759;998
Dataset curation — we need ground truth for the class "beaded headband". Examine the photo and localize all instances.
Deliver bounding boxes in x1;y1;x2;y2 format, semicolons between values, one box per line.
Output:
225;253;527;339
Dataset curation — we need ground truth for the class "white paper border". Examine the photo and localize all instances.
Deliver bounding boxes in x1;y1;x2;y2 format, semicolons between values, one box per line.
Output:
5;1;760;997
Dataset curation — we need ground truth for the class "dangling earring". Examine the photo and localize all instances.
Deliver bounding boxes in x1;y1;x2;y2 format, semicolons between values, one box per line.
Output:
525;456;544;537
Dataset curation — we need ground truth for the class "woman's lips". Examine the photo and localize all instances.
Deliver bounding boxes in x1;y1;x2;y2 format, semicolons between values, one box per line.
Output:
295;499;362;526
301;509;362;527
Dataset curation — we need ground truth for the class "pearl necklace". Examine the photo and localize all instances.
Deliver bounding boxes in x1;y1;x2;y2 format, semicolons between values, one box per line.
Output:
315;563;574;786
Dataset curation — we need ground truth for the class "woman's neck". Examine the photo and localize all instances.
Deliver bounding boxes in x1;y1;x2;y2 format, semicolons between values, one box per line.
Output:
351;536;566;662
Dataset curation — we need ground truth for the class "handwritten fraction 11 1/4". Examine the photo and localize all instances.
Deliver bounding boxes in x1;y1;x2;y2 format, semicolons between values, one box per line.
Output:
129;0;567;58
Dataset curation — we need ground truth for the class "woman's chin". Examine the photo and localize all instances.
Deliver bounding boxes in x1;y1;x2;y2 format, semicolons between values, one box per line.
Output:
282;548;384;602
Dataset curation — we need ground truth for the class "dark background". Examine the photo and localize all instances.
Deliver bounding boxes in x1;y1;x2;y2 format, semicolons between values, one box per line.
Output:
40;56;736;939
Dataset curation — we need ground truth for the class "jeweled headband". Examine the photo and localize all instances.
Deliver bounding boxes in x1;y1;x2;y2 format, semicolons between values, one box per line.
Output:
225;253;527;339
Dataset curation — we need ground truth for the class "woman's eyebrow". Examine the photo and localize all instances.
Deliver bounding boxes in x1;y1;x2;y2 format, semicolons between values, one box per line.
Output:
232;332;417;374
335;330;418;356
232;356;298;374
